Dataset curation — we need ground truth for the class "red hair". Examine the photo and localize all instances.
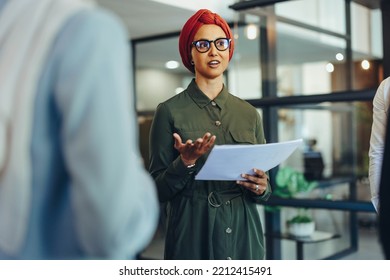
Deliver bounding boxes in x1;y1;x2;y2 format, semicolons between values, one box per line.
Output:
179;9;235;73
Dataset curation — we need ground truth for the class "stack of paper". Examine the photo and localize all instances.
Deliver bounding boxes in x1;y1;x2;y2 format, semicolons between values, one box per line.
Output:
195;139;303;181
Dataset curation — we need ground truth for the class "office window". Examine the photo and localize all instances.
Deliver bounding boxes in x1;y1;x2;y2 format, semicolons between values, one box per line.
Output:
276;0;346;34
276;22;347;96
274;0;383;95
228;23;262;99
277;102;371;185
135;36;192;111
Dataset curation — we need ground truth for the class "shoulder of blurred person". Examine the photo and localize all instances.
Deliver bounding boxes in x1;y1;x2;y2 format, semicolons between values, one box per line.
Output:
0;0;158;259
369;76;390;212
379;104;390;259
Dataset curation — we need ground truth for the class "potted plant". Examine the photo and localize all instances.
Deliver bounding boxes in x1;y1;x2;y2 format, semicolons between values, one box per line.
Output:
273;166;319;237
286;208;315;237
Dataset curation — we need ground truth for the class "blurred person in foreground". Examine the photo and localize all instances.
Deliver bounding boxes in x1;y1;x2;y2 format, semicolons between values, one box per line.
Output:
149;9;272;260
0;0;158;259
379;105;390;259
369;76;390;212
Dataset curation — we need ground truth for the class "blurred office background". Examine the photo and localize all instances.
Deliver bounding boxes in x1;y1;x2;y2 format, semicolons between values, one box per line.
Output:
97;0;387;259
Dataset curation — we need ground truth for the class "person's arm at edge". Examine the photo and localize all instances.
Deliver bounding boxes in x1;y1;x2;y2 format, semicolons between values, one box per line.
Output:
369;79;388;212
54;9;159;259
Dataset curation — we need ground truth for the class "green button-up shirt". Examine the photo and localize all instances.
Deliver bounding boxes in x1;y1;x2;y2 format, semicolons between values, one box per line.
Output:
149;79;272;260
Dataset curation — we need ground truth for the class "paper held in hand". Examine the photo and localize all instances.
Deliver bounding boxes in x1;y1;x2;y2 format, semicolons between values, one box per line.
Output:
195;138;303;181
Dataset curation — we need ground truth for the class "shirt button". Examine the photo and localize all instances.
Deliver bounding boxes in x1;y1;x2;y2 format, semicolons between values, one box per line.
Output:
215;120;221;126
211;101;217;106
226;227;232;234
226;257;232;260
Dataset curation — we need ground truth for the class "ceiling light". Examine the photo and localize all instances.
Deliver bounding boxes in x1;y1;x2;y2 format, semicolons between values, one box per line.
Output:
165;60;179;69
335;53;344;61
326;63;334;73
245;24;258;40
361;60;370;70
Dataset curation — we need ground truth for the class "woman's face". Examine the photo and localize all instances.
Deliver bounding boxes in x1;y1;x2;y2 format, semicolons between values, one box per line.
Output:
191;24;230;80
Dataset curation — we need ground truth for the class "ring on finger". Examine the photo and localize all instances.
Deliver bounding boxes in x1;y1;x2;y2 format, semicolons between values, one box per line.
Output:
255;185;259;191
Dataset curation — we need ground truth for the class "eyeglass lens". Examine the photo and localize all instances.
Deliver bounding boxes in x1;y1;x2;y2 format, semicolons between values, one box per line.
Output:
193;38;230;53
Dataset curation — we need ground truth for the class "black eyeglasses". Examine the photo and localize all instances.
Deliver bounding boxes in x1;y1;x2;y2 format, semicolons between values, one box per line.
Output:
192;38;231;53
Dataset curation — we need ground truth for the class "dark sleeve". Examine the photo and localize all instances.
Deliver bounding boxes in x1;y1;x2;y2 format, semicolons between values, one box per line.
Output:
149;103;196;202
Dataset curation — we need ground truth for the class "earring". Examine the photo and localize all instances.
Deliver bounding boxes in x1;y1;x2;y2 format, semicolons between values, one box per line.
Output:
191;61;194;65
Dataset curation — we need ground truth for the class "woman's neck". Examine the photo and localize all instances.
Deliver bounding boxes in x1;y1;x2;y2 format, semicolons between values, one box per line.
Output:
195;76;224;100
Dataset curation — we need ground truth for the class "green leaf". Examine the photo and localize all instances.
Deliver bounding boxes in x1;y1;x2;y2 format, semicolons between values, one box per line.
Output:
275;166;294;188
287;215;313;224
275;166;318;198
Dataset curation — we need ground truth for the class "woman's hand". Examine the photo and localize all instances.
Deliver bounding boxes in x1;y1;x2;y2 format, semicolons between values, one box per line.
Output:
236;168;268;195
173;132;216;166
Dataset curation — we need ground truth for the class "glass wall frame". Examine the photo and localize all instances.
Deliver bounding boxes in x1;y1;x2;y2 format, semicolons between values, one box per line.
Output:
230;0;383;259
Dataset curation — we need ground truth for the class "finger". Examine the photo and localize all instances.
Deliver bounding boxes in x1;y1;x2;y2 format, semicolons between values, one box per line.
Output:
173;133;182;145
241;173;259;183
207;135;216;146
173;133;182;149
236;180;265;194
240;173;267;187
185;139;194;146
193;138;204;149
201;135;216;149
195;133;215;150
202;132;211;141
173;133;181;141
192;134;208;149
202;132;214;143
253;168;266;178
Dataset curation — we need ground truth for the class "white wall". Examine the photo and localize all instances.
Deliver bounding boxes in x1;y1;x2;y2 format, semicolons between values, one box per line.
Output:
136;69;184;111
228;66;262;99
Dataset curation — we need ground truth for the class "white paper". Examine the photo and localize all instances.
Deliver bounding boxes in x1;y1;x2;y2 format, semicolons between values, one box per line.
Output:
195;139;303;181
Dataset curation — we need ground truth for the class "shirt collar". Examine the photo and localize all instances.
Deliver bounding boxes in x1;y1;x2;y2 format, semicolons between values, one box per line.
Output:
187;78;229;109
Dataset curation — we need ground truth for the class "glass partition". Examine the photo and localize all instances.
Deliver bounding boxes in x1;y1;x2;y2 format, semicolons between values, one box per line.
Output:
276;22;348;95
228;22;262;99
276;100;372;202
135;36;192;111
275;0;346;34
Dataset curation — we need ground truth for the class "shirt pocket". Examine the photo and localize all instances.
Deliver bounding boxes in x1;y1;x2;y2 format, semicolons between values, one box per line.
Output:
229;130;257;144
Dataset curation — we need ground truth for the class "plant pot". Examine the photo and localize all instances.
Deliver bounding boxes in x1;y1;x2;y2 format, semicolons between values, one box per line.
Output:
287;221;315;237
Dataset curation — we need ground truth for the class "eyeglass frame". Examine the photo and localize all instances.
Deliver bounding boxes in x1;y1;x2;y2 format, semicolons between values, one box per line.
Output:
191;38;231;53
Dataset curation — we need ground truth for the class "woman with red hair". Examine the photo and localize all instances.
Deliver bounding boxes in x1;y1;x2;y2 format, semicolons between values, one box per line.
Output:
149;9;271;260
